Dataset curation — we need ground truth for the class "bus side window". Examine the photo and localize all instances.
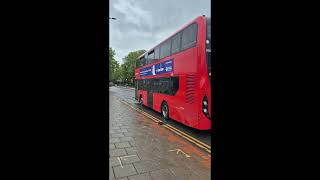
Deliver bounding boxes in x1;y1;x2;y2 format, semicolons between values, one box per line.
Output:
181;23;198;51
140;57;145;66
145;79;148;90
146;79;150;91
148;50;155;64
171;32;181;55
160;78;170;95
151;79;154;92
158;79;163;94
154;79;159;93
141;80;143;90
171;77;179;95
138;80;140;90
160;39;171;59
154;46;160;61
144;54;148;65
139;80;142;90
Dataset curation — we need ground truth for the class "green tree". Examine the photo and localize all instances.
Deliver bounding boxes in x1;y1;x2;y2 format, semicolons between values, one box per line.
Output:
109;47;120;82
121;50;146;84
119;63;128;82
113;65;121;82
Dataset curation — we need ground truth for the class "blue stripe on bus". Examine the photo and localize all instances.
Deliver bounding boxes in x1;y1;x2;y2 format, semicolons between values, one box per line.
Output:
140;59;173;77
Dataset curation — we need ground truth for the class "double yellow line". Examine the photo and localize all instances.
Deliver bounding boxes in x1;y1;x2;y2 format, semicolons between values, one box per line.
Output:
115;97;211;154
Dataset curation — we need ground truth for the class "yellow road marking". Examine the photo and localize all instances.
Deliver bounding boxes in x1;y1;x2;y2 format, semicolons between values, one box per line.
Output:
113;96;211;154
131;103;211;150
163;123;211;149
130;106;211;153
163;124;211;154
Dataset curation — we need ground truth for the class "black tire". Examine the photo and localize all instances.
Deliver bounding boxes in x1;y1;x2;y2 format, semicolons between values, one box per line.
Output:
161;102;169;120
139;96;143;106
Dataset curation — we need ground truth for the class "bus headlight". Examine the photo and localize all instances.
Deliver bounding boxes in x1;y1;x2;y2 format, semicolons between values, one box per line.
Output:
203;100;208;106
202;96;209;116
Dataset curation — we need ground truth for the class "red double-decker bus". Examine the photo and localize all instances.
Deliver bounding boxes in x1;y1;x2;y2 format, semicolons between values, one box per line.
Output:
134;16;212;130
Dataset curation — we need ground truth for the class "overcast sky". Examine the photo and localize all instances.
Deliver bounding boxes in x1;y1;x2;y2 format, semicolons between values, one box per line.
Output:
110;0;211;64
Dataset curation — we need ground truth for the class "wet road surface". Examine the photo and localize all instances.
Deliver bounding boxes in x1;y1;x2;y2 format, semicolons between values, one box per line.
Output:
109;86;211;146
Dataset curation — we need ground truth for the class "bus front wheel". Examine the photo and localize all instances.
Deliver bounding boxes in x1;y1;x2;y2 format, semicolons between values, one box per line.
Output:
161;101;169;121
139;95;143;106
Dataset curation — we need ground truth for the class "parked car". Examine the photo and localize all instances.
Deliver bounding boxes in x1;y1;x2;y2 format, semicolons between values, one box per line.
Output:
109;82;114;87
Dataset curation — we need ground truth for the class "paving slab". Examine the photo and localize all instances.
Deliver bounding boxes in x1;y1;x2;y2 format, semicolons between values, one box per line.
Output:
128;172;153;180
109;95;210;180
113;164;138;178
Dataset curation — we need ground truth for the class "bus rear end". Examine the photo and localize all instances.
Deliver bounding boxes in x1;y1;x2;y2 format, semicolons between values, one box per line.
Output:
191;16;211;130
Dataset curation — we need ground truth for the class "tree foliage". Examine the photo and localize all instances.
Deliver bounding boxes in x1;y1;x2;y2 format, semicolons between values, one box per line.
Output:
120;49;146;83
109;48;146;85
109;47;119;82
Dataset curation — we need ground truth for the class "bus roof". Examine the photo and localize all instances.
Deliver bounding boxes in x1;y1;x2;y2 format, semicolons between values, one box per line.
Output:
137;16;207;60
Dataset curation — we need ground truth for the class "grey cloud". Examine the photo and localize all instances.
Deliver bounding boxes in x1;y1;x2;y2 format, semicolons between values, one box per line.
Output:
110;0;210;64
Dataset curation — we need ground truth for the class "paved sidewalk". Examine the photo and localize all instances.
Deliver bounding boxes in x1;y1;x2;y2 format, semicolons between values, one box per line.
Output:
109;95;211;180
